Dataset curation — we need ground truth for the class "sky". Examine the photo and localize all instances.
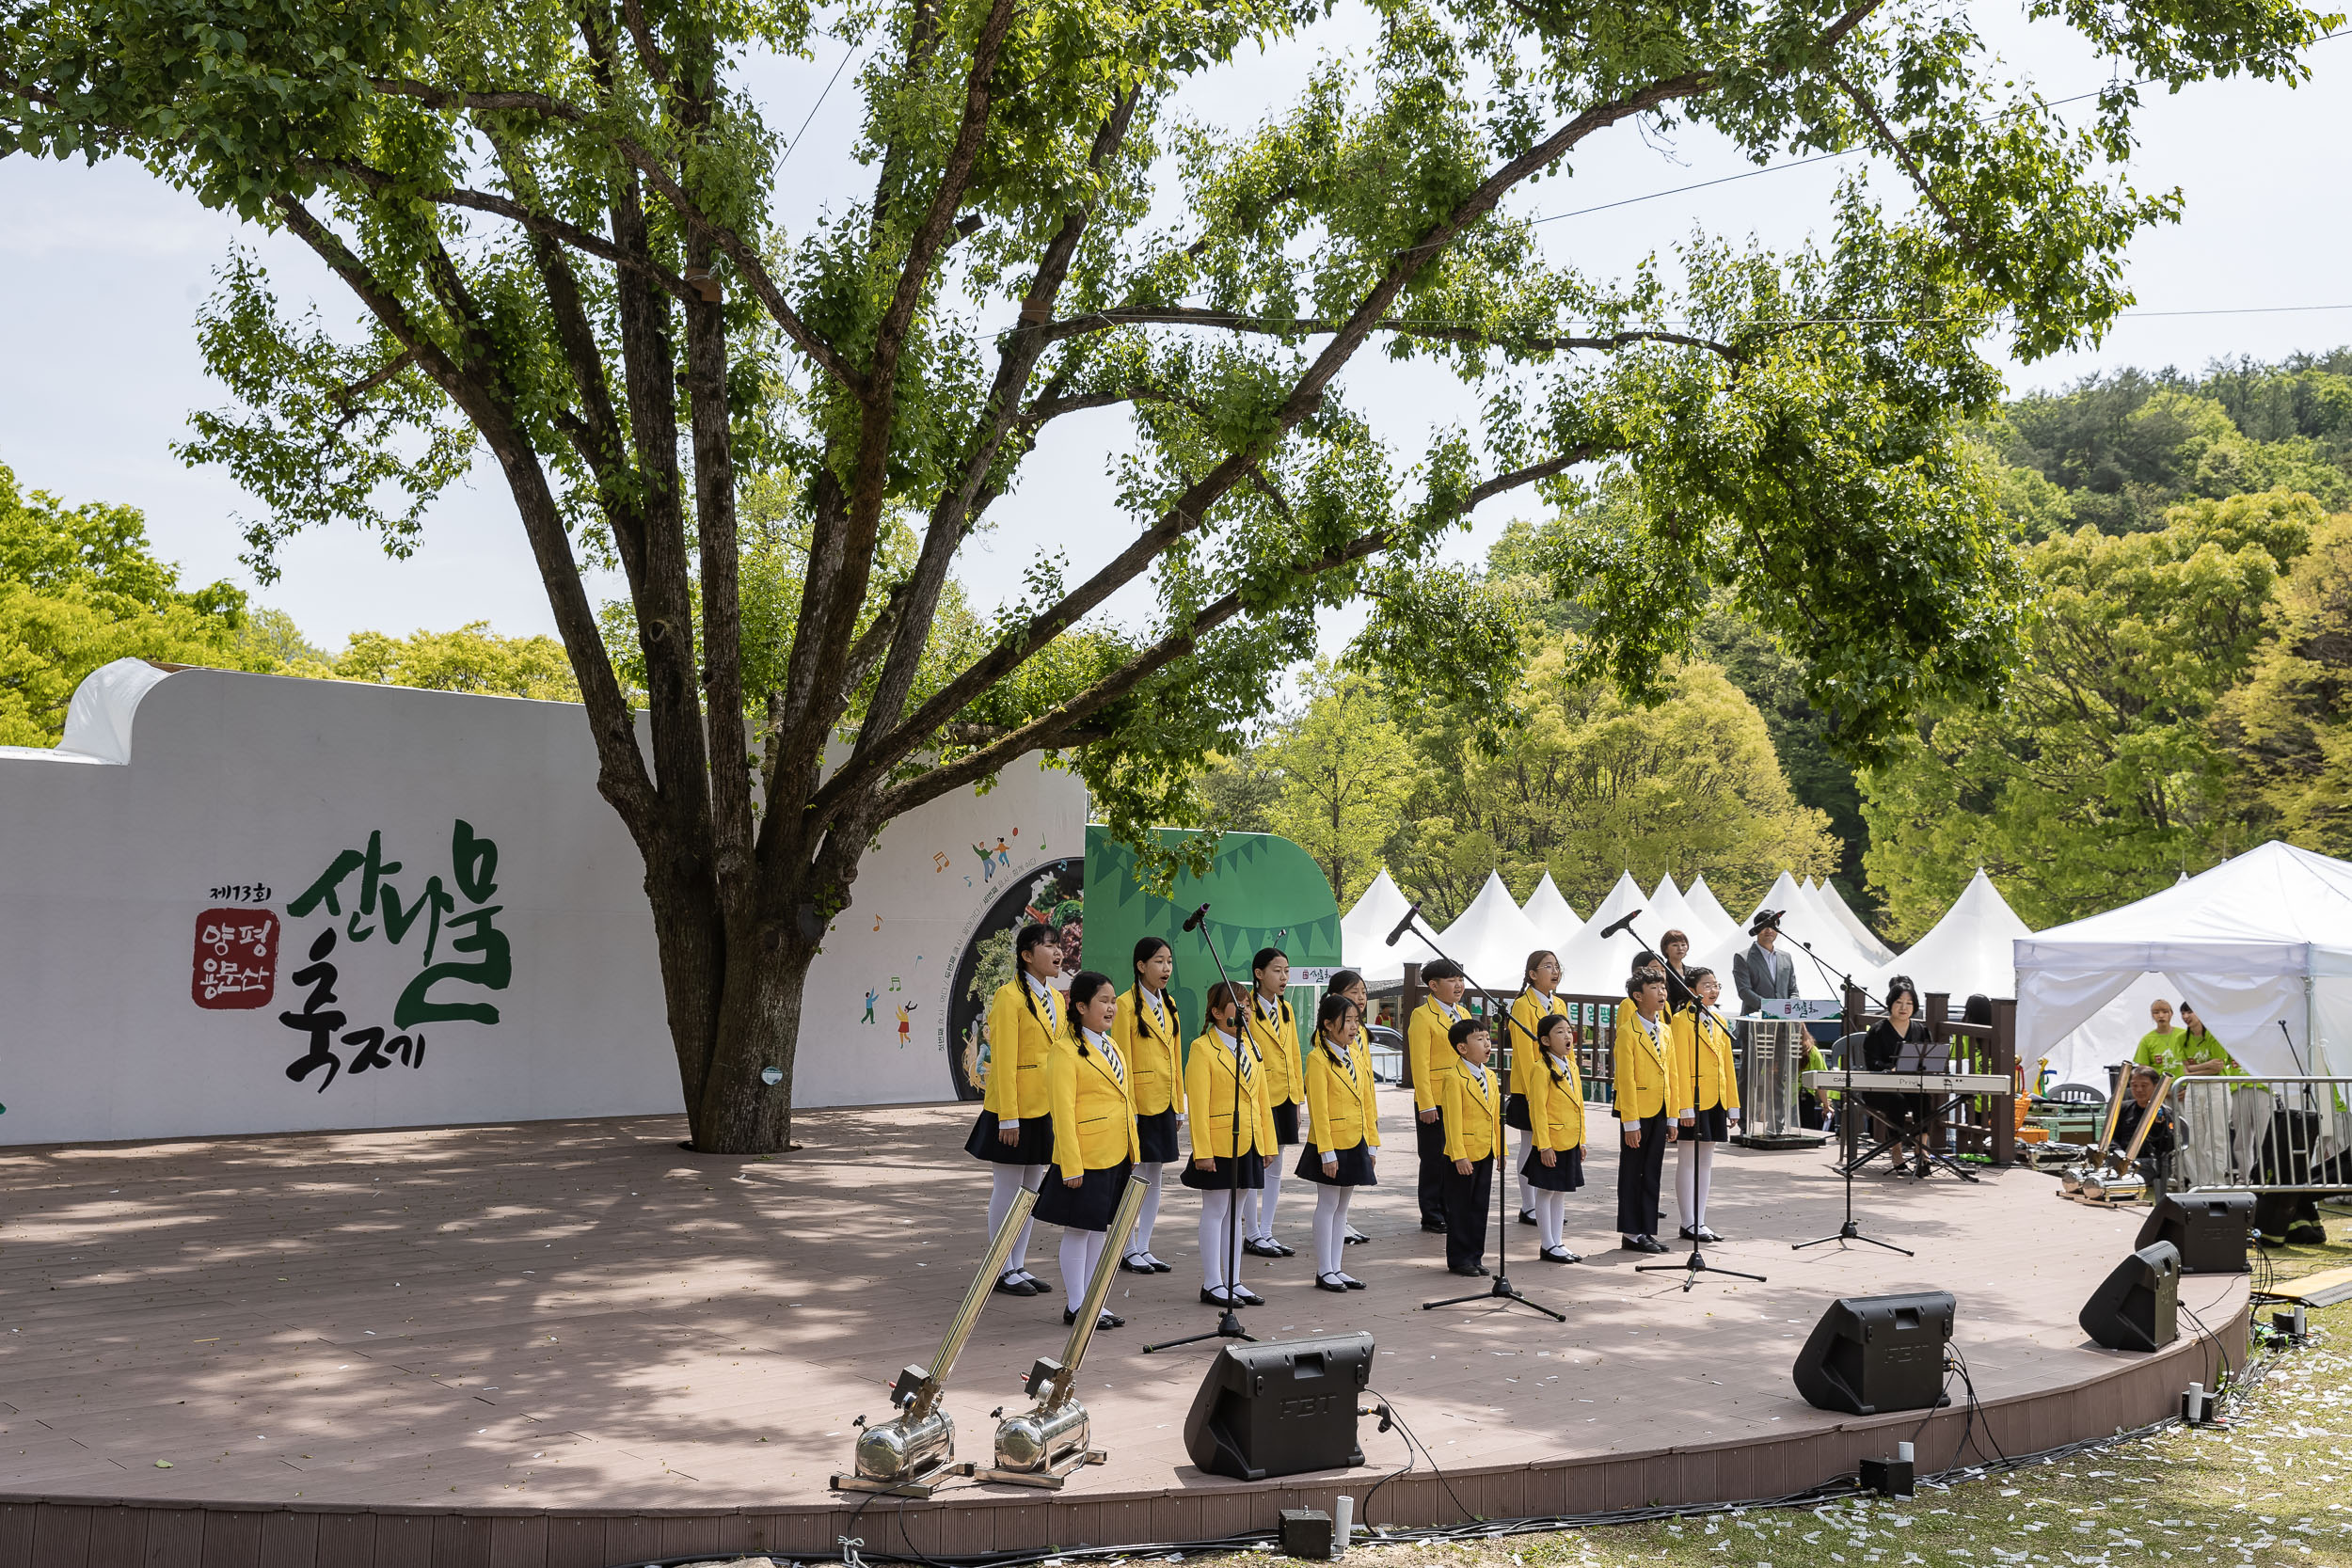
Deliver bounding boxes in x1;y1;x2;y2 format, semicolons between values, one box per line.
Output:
1;8;2346;654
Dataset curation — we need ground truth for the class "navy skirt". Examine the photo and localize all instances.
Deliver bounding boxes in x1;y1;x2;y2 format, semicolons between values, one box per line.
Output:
965;1109;1053;1165
1034;1159;1134;1230
1271;1100;1301;1147
1677;1106;1732;1144
1181;1151;1265;1191
1521;1145;1585;1192
1503;1092;1533;1132
1136;1108;1183;1164
1297;1139;1377;1186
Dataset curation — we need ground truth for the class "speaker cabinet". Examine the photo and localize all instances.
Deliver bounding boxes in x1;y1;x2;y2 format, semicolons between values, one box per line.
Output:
1791;1291;1955;1415
2136;1192;2253;1274
1184;1332;1373;1481
2079;1241;2181;1352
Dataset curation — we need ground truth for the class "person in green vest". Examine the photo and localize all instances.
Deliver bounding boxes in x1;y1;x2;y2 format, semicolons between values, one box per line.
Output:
2132;997;2187;1077
2172;1002;2240;1190
1799;1036;1833;1131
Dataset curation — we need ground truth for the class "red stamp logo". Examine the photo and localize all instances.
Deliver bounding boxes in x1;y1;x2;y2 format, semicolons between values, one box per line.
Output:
192;908;279;1009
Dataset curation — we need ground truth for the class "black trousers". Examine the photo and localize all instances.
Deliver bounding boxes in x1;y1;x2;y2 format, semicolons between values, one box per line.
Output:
1416;1109;1449;1227
1614;1113;1668;1238
1439;1155;1493;1270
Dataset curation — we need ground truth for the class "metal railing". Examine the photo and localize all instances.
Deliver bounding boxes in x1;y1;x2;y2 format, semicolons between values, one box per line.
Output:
2166;1076;2352;1193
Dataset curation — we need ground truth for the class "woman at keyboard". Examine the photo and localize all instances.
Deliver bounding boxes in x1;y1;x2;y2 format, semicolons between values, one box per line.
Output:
1861;976;1932;1177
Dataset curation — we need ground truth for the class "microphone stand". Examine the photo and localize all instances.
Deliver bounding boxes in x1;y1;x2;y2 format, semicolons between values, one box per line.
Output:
1615;914;1766;1292
1784;931;1912;1253
1145;906;1257;1354
1391;912;1567;1323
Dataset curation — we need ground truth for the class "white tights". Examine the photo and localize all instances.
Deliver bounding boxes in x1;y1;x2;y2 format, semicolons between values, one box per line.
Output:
1198;1188;1244;1291
988;1164;1046;1276
1675;1140;1715;1229
1532;1187;1567;1250
1312;1185;1356;1277
1244;1159;1286;1242
1129;1162;1167;1258
1515;1125;1538;1213
1057;1226;1108;1313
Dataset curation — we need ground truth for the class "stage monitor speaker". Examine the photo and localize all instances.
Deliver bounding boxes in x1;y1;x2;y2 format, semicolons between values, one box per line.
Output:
2136;1191;2253;1274
1791;1291;1955;1416
2079;1241;2181;1352
1183;1332;1373;1481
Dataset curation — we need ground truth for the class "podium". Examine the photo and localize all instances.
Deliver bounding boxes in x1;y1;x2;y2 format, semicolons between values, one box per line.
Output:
1734;1016;1830;1150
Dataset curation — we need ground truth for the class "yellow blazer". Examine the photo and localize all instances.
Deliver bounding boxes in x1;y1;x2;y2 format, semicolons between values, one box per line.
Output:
1671;1005;1740;1117
1048;1030;1141;1172
1114;986;1186;1117
984;978;1061;1121
1245;994;1303;1109
1303;1038;1381;1151
1184;1030;1271;1159
1613;1006;1674;1121
1520;1045;1586;1151
1507;990;1570;1097
1441;1057;1504;1163
1408;997;1470;1111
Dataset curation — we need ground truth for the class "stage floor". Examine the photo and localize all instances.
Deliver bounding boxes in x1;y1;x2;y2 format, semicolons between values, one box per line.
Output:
0;1094;2243;1566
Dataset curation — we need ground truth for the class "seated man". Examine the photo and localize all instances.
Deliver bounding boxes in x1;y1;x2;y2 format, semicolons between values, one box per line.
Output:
2112;1066;2179;1197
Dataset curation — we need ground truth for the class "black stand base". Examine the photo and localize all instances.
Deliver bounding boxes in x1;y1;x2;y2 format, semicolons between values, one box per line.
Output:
1792;1216;1914;1255
1422;1270;1568;1322
1635;1245;1765;1293
1143;1308;1254;1354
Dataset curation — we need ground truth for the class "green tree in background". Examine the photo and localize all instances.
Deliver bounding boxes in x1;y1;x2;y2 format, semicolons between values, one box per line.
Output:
0;462;268;746
1861;488;2320;935
2220;514;2352;855
1263;662;1413;908
310;622;584;701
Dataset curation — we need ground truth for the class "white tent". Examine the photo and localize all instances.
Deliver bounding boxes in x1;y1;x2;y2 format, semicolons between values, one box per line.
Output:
1436;871;1544;993
2015;841;2352;1085
1861;868;2028;1004
1681;876;1742;952
1819;878;1898;966
1691;869;1862;1004
1555;871;1649;993
1343;869;1441;987
1520;872;1584;953
1789;878;1878;983
2039;973;2173;1093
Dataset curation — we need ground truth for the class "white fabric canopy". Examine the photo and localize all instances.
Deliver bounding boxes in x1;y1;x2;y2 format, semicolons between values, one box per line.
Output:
1819;878;1898;966
1690;870;1865;1000
1556;871;1648;993
1436;871;1544;993
1343;868;1441;986
1519;872;1584;954
2015;841;2352;1083
1680;876;1741;952
1861;868;2029;1005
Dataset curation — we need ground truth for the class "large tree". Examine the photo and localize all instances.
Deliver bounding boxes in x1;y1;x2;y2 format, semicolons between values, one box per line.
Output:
2;0;2328;1149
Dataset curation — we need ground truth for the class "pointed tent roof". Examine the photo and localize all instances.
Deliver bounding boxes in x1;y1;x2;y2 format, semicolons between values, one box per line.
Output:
1555;870;1652;993
1519;872;1584;952
1681;876;1740;950
1691;870;1857;1003
1860;868;2027;1001
1819;878;1898;966
1343;869;1442;987
1434;871;1543;992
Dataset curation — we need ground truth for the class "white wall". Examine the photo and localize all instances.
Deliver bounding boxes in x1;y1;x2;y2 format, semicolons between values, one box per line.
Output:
0;665;1086;1147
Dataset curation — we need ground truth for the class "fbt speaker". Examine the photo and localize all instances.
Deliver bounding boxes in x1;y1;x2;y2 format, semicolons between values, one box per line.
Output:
2136;1191;2253;1274
2079;1241;2180;1352
1184;1332;1373;1481
1791;1291;1955;1415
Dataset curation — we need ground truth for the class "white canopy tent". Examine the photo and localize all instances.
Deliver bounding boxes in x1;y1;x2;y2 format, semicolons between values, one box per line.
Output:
1435;871;1544;994
1692;869;1866;1001
2016;841;2352;1086
1342;868;1441;987
1681;876;1741;952
1787;878;1879;984
1860;868;2030;1005
1520;872;1584;954
1556;871;1650;993
1819;878;1898;966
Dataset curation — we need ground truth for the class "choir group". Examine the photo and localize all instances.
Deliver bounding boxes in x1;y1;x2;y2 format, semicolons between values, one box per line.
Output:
965;927;1740;1328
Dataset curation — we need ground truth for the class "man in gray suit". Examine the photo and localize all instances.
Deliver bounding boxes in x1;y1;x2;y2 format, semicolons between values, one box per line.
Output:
1732;921;1798;1018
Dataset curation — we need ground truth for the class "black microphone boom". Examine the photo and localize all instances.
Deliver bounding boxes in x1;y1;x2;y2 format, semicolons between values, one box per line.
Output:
1385;902;1423;947
1182;903;1211;933
1598;908;1644;941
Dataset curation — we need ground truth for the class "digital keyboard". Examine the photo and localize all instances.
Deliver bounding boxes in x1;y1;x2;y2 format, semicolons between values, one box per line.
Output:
1802;1070;2012;1095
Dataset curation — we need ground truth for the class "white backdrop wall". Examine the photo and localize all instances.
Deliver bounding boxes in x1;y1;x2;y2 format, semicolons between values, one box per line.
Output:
0;664;1087;1147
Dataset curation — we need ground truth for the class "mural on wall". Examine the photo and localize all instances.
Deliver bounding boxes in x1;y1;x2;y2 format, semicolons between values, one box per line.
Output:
942;858;1083;1101
0;660;1088;1146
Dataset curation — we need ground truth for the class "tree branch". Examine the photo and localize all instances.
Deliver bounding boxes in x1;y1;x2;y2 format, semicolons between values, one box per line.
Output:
1036;307;1739;361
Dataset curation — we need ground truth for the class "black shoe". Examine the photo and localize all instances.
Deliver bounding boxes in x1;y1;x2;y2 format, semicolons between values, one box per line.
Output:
1518;1209;1538;1226
1449;1263;1485;1276
1120;1254;1156;1274
1233;1285;1265;1306
1343;1227;1370;1244
1065;1307;1121;1328
1540;1245;1580;1264
1340;1273;1367;1289
994;1274;1041;1296
1677;1225;1724;1243
1243;1238;1286;1259
1269;1239;1296;1257
1422;1219;1450;1233
1622;1235;1669;1254
1200;1287;1239;1307
1149;1256;1173;1273
2288;1224;2329;1245
1315;1274;1349;1293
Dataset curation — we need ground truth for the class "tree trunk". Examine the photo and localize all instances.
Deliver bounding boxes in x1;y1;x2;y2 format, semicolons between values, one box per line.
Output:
685;919;814;1154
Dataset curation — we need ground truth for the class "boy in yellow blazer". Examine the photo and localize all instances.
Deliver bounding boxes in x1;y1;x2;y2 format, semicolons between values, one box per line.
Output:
962;923;1064;1295
1182;982;1270;1308
1438;1016;1504;1275
1613;969;1677;1253
1114;938;1184;1274
1518;1012;1586;1262
1409;959;1472;1233
1670;966;1741;1243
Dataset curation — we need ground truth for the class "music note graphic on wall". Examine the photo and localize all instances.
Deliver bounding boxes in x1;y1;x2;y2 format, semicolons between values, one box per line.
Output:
873;914;882;932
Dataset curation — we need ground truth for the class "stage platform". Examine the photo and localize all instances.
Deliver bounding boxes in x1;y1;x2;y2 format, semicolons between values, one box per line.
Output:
0;1093;2244;1568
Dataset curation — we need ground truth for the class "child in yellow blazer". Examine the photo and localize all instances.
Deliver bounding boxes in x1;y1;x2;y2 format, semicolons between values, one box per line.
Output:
1114;938;1184;1275
1183;981;1269;1309
963;923;1064;1296
1438;1016;1504;1275
1613;969;1677;1253
1507;949;1570;1228
1409;959;1473;1233
1519;1012;1586;1262
1242;947;1305;1259
1670;966;1741;1243
1298;994;1379;1292
1036;970;1141;1329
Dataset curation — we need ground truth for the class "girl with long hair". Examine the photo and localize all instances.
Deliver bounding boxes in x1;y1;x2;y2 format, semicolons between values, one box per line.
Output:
1507;948;1570;1228
1113;937;1184;1273
1519;1011;1586;1262
1670;966;1740;1241
963;923;1065;1296
1298;993;1378;1291
1035;969;1140;1328
1241;946;1304;1259
1184;980;1273;1307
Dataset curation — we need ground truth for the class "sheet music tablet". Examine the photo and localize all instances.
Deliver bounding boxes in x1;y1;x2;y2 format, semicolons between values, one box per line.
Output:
1894;1037;1952;1073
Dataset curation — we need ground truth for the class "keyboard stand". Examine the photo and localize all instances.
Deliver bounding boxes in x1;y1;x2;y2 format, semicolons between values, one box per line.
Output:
1839;1093;1980;1183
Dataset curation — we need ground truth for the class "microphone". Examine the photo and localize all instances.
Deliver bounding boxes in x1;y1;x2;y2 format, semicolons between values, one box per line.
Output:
1182;903;1210;933
1385;902;1422;947
1748;909;1784;938
1598;908;1643;941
